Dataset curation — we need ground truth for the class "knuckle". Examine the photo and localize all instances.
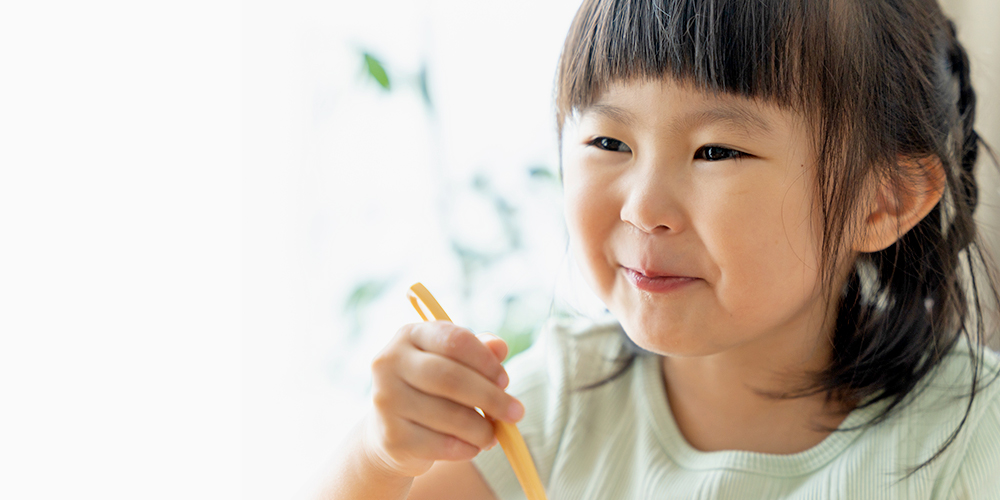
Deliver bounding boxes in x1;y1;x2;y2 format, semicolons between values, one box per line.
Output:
438;326;468;355
371;387;394;412
381;423;408;450
370;351;389;371
372;334;408;368
397;322;420;340
370;350;397;376
387;325;415;350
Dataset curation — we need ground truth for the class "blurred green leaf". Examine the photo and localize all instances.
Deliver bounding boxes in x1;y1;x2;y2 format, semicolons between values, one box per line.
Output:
503;331;535;361
418;63;433;109
528;166;556;180
344;278;392;338
496;296;540;360
493;195;521;250
363;52;391;90
344;279;391;313
463;173;521;252
472;173;490;192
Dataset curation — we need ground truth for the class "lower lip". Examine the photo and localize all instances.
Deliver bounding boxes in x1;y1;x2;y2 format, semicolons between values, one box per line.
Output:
623;268;697;293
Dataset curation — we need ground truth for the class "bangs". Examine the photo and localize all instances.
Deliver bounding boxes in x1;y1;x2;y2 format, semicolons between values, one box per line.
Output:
556;0;815;128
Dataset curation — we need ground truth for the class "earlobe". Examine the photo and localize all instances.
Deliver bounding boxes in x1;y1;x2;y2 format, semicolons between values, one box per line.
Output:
854;157;946;253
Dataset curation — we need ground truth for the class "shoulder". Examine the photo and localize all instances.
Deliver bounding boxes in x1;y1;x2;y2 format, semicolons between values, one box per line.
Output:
831;343;1000;497
894;340;1000;423
935;343;1000;498
920;341;1000;425
883;341;1000;497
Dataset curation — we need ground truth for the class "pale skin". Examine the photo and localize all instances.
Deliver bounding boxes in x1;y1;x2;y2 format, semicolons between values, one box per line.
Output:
317;77;945;499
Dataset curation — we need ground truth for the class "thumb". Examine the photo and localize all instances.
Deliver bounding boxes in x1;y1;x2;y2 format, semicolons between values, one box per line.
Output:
476;333;509;363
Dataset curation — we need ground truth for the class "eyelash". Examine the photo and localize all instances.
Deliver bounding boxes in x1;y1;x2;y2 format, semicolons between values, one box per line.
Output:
587;137;748;161
695;145;748;161
587;137;631;153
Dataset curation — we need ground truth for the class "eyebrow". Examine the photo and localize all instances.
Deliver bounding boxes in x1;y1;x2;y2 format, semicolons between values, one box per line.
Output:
586;102;774;135
588;104;638;127
685;106;773;135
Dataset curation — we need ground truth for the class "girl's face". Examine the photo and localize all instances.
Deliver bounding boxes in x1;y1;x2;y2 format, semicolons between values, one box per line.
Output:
562;78;838;357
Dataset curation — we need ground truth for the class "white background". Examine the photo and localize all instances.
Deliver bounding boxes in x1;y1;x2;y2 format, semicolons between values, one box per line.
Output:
1;1;581;498
0;1;996;499
2;1;244;499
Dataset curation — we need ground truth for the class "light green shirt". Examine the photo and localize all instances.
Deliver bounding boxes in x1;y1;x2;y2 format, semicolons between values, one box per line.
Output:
473;319;1000;499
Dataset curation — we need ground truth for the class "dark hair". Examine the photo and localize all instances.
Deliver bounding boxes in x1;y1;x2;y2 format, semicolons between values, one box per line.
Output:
556;0;1000;474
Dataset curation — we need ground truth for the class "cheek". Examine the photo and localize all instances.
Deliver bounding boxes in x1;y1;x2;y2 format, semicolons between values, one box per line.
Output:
562;152;614;242
562;164;620;292
562;172;592;249
699;172;824;316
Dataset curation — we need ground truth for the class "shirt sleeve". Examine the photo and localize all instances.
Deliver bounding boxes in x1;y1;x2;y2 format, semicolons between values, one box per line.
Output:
472;323;572;500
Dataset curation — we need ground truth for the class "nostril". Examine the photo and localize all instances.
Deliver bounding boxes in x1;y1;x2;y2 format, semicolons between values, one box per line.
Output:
619;181;684;234
621;217;671;235
621;204;676;234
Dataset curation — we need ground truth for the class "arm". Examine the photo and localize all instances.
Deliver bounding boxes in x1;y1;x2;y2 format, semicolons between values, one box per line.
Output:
407;460;498;500
316;418;416;500
317;422;499;500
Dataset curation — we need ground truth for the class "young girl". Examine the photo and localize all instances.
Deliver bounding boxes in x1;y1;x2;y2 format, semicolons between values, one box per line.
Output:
325;0;1000;498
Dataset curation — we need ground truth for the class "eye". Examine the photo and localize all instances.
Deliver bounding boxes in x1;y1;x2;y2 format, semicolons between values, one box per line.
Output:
695;145;747;161
588;136;632;153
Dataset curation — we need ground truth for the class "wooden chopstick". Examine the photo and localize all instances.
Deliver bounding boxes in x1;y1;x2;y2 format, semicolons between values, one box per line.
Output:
407;283;548;500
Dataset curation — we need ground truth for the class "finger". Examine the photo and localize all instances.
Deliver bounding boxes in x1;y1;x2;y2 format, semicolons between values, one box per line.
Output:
477;332;509;363
407;322;507;388
406;349;524;423
379;415;482;464
388;379;497;449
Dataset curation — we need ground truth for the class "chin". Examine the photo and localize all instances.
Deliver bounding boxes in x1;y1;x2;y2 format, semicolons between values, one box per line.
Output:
618;318;689;356
617;317;723;358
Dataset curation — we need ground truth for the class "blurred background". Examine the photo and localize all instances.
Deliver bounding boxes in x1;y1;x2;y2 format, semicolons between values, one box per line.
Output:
1;1;997;499
243;1;586;498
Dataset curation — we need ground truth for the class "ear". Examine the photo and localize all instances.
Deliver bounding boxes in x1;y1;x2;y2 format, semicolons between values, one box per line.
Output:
854;156;946;253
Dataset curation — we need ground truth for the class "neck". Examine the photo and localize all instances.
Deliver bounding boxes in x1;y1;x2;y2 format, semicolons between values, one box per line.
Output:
661;312;854;454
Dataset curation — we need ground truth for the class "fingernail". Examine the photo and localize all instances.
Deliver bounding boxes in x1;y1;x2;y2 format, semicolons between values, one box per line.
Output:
506;400;524;422
497;370;509;389
486;437;498;450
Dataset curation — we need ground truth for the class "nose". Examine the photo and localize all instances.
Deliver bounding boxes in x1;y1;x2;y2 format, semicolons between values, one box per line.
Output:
619;159;685;234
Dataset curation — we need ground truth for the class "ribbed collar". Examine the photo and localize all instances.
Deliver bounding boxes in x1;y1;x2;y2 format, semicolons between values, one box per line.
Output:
637;354;887;476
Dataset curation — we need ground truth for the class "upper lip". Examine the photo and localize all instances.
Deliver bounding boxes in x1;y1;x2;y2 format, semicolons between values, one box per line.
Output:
622;265;696;279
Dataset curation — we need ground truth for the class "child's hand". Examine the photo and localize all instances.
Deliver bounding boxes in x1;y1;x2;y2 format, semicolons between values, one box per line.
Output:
362;321;524;478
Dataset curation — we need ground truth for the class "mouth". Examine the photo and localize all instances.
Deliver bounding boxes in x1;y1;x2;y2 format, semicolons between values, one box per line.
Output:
622;267;698;294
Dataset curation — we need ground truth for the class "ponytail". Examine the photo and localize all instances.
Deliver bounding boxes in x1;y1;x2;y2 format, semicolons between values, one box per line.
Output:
945;19;980;247
824;17;999;477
